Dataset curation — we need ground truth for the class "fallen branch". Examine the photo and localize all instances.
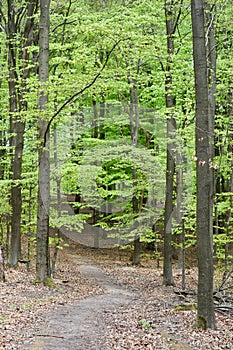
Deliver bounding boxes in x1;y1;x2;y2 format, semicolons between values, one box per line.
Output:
37;334;65;339
215;305;233;317
173;289;196;296
217;269;233;292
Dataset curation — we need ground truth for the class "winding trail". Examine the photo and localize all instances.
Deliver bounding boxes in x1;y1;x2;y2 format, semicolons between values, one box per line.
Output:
26;256;138;350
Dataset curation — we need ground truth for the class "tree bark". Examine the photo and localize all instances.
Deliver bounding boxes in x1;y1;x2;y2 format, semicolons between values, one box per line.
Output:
36;0;51;283
0;246;5;282
7;0;38;266
129;77;141;265
7;0;22;266
51;124;62;277
163;0;176;286
191;0;216;329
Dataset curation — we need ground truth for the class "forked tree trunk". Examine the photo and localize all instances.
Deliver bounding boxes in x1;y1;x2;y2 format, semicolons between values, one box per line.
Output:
191;0;216;329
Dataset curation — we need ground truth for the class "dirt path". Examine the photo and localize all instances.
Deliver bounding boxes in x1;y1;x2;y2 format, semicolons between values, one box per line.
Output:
25;255;138;350
16;249;233;350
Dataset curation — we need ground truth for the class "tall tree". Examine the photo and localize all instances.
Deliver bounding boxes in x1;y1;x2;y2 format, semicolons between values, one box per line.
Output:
163;0;176;285
36;0;51;283
206;2;216;261
191;0;216;329
7;0;38;266
163;0;186;285
129;74;141;265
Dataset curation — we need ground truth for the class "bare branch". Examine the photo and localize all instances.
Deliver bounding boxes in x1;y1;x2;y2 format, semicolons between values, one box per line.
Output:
52;20;77;33
43;38;126;146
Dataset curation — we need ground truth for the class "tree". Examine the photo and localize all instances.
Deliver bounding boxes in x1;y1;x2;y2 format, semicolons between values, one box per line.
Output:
163;0;177;286
36;0;51;283
213;1;233;268
162;0;190;285
191;0;216;329
129;76;141;265
6;0;38;266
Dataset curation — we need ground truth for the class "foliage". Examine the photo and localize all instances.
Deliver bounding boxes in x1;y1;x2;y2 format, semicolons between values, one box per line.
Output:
0;0;232;276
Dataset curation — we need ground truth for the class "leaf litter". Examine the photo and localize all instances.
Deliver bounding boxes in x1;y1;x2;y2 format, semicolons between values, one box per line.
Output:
0;242;233;349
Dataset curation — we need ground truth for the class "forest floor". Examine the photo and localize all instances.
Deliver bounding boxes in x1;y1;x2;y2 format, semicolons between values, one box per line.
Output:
0;241;233;350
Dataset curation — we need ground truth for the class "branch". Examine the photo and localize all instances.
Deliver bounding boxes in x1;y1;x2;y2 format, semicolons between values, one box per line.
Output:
52;20;77;32
43;38;125;146
172;0;184;34
37;334;65;339
0;5;7;32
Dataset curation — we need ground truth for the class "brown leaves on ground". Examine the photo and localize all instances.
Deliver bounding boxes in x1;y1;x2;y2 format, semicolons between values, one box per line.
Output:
72;244;233;350
1;242;233;349
0;254;103;349
98;260;233;349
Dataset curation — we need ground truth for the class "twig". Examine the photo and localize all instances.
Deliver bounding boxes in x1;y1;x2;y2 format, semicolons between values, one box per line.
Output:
215;308;230;316
37;334;65;339
173;289;196;296
217;269;233;292
218;284;233;293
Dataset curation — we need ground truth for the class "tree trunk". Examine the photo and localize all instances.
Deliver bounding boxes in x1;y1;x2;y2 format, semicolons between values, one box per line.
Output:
99;100;105;139
7;0;22;266
128;77;141;265
36;0;51;283
7;0;38;266
51;123;62;277
92;99;99;138
132;237;141;265
0;246;5;282
206;2;216;263
163;0;176;286
191;0;216;329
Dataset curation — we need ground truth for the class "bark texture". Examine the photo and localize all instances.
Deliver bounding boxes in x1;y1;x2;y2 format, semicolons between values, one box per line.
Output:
7;0;38;266
163;0;176;285
191;0;216;329
36;0;51;283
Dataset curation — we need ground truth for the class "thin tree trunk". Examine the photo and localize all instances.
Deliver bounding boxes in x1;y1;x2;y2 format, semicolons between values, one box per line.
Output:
51;124;61;277
132;166;141;265
206;2;216;265
7;0;38;266
36;0;51;283
191;0;216;329
7;0;21;266
0;246;5;282
99;100;105;139
129;77;141;265
163;0;176;286
92;99;99;138
27;185;33;271
225;167;233;264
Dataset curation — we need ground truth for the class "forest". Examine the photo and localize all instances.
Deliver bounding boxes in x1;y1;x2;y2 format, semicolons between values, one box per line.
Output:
0;0;233;348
